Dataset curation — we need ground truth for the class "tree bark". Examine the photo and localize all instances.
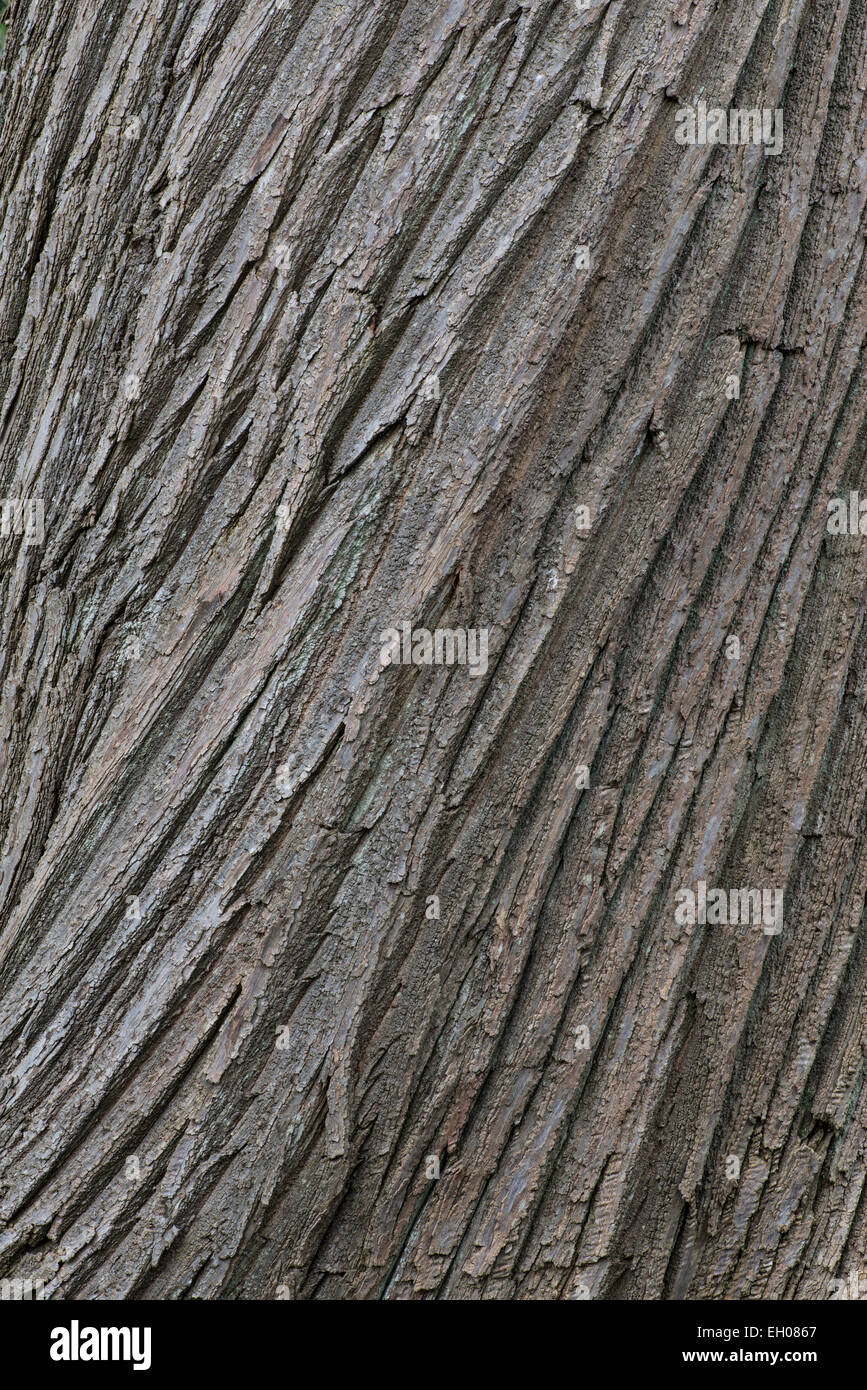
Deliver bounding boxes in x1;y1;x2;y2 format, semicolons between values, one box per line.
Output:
1;0;866;1301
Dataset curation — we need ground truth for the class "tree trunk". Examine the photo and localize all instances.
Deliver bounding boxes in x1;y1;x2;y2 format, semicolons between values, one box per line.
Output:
1;0;866;1301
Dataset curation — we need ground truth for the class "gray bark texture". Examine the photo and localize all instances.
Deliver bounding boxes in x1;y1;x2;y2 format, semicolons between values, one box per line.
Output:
1;0;867;1301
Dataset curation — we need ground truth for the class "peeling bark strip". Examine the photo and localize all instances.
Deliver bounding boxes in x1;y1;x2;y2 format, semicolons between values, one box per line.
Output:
0;0;866;1303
